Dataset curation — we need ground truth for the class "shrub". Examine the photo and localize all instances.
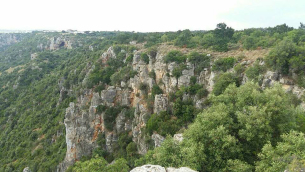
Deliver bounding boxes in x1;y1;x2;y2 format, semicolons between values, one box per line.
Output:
190;76;197;85
265;38;297;75
234;63;245;75
213;73;239;96
164;50;187;64
104;107;122;131
151;85;163;97
188;52;210;74
139;83;148;91
149;70;156;80
147;46;158;59
141;53;149;64
212;57;236;72
197;88;208;99
94;84;105;93
126;54;133;63
245;62;266;83
172;64;187;78
96;105;107;113
110;66;138;85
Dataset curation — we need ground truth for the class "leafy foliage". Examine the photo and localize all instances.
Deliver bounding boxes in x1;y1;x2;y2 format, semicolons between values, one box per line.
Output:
212;57;236;72
139;82;304;171
164;50;187;64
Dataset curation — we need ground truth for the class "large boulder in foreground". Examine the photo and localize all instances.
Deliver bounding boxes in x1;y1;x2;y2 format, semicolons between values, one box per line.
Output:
130;164;197;172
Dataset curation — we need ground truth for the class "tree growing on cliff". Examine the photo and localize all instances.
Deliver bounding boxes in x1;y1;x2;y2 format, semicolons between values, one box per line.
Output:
137;82;304;171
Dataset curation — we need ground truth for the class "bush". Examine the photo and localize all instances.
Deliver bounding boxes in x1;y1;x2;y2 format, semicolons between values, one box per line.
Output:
104;107;122;131
212;57;236;72
188;52;210;74
196;88;208;99
172;64;187;78
151;85;163;97
265;38;297;75
139;83;148;91
146;112;180;136
213;73;239;96
141;53;149;64
149;70;156;80
126;54;133;63
164;50;187;64
190;76;197;85
110;66;138;85
147;46;158;59
245;61;266;83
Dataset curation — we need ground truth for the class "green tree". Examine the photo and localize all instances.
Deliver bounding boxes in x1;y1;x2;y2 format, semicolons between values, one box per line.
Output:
266;38;297;74
256;131;305;172
213;23;234;52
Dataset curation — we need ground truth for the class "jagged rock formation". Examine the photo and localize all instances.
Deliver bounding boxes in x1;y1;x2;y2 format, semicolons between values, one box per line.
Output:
58;46;305;171
22;167;31;172
0;34;21;48
50;37;72;50
130;165;197;172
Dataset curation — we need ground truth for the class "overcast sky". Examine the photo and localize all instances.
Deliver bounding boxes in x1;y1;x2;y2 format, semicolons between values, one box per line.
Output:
0;0;304;32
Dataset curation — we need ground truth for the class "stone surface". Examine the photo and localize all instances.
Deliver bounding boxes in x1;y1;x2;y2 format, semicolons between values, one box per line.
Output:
173;134;183;143
154;94;168;114
23;167;31;172
152;133;165;147
130;165;197;172
131;165;166;172
167;167;197;172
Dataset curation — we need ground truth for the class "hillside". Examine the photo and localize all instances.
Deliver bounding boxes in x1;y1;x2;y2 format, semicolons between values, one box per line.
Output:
0;23;305;172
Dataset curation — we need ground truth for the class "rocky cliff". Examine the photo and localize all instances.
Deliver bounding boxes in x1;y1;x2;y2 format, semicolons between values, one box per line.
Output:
57;45;305;171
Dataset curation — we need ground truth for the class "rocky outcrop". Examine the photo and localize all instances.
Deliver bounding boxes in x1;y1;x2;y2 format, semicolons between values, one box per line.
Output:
178;62;194;88
154;94;168;114
131;165;197;172
173;134;183;143
152;133;165;147
0;34;21;48
262;71;279;88
167;167;197;172
23;167;31;172
131;165;166;172
59;44;305;172
50;37;72;50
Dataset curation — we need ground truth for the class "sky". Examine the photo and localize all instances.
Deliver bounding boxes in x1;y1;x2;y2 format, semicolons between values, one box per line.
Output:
0;0;304;32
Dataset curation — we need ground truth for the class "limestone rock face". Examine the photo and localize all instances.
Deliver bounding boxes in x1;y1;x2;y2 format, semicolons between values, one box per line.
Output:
167;167;197;172
50;37;72;50
262;71;279;88
101;46;116;63
101;87;117;105
0;34;21;48
152;133;165;147
131;165;166;172
178;62;194;88
30;53;38;60
130;165;197;172
23;167;31;172
173;134;183;143
154;94;168;114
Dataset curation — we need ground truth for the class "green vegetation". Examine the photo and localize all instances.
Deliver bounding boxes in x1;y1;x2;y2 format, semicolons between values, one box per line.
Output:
212;57;236;72
141;53;149;64
137;82;305;171
164;50;187;63
67;156;130;172
245;61;266;83
110;66;138;85
212;72;239;96
188;52;210;74
1;22;305;171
